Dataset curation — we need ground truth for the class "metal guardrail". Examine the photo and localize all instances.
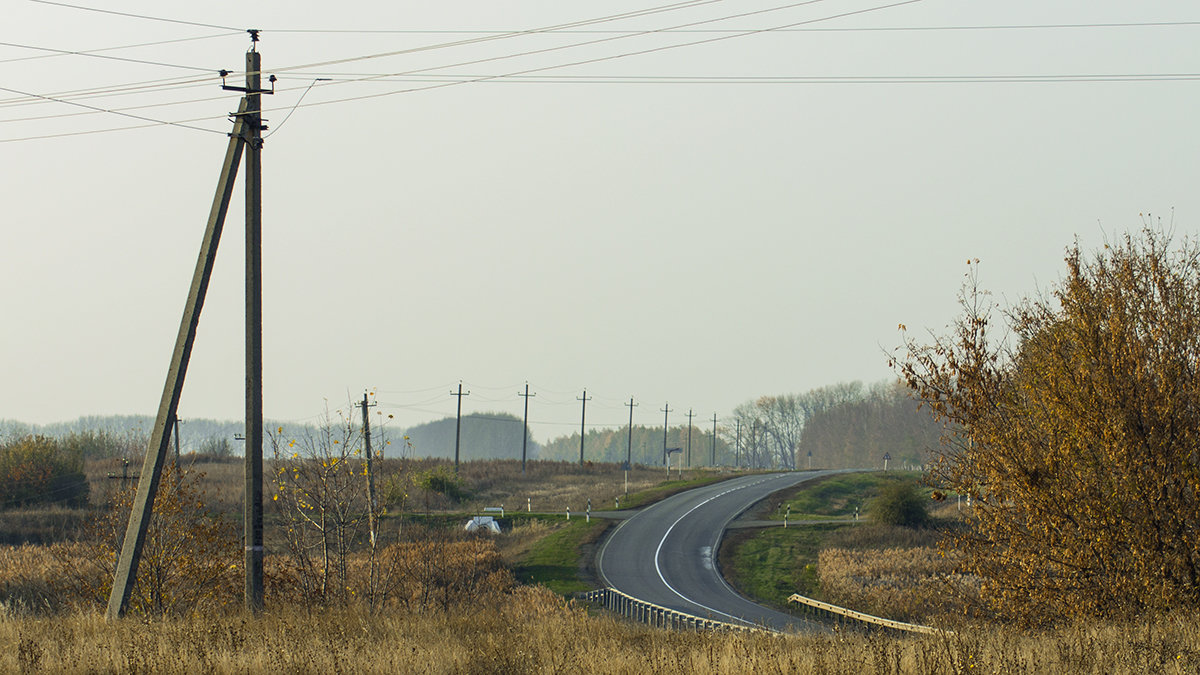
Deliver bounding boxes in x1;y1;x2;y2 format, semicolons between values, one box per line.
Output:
578;587;766;633
787;593;950;635
580;587;949;636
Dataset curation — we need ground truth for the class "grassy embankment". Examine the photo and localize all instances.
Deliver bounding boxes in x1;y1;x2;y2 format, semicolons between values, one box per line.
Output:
720;471;946;617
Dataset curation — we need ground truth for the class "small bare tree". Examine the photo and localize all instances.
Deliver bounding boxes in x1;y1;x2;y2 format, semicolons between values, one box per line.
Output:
270;404;405;608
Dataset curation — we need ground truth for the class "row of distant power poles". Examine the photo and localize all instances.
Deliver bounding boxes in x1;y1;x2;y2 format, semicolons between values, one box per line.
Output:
449;383;732;475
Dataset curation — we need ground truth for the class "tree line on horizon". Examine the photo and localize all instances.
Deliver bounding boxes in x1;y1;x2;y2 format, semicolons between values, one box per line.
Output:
1;381;942;474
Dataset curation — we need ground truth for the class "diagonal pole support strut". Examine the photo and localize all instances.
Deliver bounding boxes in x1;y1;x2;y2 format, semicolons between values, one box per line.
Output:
106;97;251;620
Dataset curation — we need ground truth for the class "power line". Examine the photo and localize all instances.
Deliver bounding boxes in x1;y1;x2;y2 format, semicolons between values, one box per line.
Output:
256;0;922;113
5;67;1198;144
0;75;220;110
0;83;226;135
261;20;1200;34
0;31;240;66
27;0;241;31
0;86;239;125
262;78;327;139
0;39;223;72
6;2;1199;143
266;0;731;75
283;72;1200;85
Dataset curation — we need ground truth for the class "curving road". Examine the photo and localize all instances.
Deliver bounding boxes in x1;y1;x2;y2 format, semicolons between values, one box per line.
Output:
597;471;840;632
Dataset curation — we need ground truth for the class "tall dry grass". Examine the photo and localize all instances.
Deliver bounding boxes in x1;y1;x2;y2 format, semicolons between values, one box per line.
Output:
817;546;980;624
0;589;1196;674
0;533;518;617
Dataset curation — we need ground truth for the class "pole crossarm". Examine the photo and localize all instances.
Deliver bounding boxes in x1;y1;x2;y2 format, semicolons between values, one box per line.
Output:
106;97;251;621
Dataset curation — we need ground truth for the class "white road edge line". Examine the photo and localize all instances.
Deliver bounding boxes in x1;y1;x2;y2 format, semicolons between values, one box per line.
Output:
652;476;782;628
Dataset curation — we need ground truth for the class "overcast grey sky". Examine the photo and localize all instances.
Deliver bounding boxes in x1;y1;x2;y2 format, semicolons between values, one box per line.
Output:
2;0;1198;444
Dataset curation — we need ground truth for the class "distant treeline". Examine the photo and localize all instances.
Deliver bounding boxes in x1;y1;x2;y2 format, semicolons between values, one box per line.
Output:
797;381;941;469
538;426;729;467
398;412;541;462
731;380;940;470
1;380;941;468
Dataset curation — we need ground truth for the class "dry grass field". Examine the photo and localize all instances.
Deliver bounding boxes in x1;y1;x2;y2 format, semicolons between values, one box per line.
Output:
1;461;1196;672
1;593;1197;674
816;546;977;624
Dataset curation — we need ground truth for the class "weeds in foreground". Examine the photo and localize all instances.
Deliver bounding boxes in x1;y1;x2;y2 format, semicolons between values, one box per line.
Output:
0;592;1196;674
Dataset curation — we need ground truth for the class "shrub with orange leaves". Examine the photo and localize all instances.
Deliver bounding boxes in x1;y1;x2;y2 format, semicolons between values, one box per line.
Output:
897;229;1200;622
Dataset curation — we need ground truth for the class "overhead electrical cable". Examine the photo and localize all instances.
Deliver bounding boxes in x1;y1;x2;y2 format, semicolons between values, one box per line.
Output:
0;84;245;124
264;19;1200;34
27;0;241;31
0;83;225;135
6;67;1198;144
278;72;1200;85
259;0;924;112
3;1;727;118
0;31;240;65
262;0;732;76
267;0;817;76
0;74;220;109
0;39;224;72
7;2;1200;142
262;78;327;138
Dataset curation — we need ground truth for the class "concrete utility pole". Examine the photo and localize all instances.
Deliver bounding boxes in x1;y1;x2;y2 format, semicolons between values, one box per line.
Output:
243;39;266;614
518;383;535;474
624;397;637;495
661;403;672;466
685;409;694;468
577;389;592;466
107;86;256;621
359;392;378;546
451;382;470;473
711;413;717;467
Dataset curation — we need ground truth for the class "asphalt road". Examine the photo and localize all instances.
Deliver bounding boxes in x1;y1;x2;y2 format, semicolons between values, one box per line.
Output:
597;471;841;633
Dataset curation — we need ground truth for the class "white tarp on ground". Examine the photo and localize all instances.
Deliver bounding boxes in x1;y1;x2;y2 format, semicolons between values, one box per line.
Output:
464;516;501;534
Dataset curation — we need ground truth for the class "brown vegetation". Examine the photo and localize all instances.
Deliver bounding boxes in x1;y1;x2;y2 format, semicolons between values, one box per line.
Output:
816;547;977;624
0;595;1197;673
897;231;1200;622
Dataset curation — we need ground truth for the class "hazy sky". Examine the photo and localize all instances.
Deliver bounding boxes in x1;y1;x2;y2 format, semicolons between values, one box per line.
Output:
3;1;1198;445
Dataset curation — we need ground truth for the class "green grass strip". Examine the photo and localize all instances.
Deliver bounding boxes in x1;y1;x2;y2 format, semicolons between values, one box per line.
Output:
512;518;609;596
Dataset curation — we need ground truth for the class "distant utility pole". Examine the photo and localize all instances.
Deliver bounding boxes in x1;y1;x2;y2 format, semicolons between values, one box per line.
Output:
735;419;741;468
624;397;637;495
685;409;694;468
107;32;275;621
518;383;535;474
711;413;717;467
661;403;672;466
359;392;378;546
172;414;183;476
451;382;470;473
577;389;592;466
